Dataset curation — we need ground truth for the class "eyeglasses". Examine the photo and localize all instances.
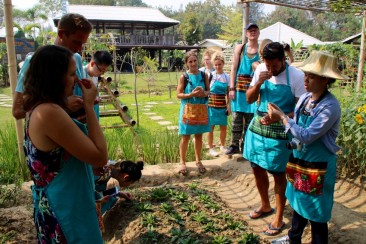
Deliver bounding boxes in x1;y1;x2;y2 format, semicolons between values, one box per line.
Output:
95;63;107;74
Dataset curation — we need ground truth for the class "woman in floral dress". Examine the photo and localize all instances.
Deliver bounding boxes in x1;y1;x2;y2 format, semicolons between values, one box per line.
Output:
23;45;107;243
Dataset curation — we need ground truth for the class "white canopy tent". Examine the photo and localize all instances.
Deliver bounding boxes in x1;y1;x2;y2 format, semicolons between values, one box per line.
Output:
259;22;324;47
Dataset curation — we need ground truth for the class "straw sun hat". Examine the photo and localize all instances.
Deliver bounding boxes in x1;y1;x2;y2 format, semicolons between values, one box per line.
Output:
293;51;349;80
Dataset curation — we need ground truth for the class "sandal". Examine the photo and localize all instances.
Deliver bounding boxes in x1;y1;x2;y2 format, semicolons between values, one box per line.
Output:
179;164;188;176
263;222;286;236
196;161;206;174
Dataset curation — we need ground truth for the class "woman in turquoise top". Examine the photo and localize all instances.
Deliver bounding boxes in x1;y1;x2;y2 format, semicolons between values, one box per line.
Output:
269;51;347;244
177;51;210;175
22;45;108;243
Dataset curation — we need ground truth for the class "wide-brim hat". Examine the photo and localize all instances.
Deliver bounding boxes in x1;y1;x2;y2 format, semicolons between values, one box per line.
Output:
293;51;349;80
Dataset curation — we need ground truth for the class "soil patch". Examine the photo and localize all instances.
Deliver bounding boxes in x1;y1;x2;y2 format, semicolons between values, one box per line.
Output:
0;156;365;243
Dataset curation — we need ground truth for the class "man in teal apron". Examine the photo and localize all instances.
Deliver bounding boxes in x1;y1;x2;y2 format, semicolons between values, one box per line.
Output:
12;13;92;120
244;42;305;235
226;23;260;155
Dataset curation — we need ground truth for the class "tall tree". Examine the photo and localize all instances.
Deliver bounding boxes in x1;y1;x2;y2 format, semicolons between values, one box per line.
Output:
218;7;242;44
39;0;62;17
12;5;48;40
178;11;202;45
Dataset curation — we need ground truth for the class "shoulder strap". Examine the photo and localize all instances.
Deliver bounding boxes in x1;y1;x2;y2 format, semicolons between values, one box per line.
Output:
183;72;189;90
236;43;246;73
200;70;212;90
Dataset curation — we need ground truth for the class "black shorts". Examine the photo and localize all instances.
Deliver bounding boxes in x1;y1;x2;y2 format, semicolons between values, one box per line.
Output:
250;162;285;175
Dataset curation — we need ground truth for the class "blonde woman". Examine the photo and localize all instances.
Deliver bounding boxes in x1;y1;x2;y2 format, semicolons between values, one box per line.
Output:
207;54;230;156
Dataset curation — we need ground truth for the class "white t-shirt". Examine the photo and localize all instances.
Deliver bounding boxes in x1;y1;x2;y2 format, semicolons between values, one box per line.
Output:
210;71;230;88
251;63;306;98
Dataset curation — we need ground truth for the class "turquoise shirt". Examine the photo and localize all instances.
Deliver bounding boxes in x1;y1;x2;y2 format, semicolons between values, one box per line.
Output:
16;52;85;93
230;44;259;113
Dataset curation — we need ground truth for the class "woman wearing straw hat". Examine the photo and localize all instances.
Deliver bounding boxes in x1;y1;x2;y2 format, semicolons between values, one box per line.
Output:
268;51;349;244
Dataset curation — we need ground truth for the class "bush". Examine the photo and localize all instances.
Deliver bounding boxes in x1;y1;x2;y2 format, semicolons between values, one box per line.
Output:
336;88;366;176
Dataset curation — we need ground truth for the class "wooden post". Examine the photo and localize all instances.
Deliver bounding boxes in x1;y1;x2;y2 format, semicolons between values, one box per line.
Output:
3;0;24;162
356;10;365;92
242;2;250;44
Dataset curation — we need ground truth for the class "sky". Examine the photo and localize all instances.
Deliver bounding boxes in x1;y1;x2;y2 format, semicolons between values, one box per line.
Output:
11;0;275;13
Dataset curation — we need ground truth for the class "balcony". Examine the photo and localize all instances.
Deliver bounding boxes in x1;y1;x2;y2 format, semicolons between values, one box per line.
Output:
95;34;176;46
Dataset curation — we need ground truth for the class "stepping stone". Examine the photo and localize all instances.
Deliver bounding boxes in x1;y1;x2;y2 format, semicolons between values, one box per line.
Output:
150;116;164;121
163;101;174;104
158;121;172;125
144;105;153;108
141;108;150;111
1;104;12;108
131;103;142;106
146;102;158;105
167;125;178;130
0;98;12;101
0;94;10;97
143;112;156;115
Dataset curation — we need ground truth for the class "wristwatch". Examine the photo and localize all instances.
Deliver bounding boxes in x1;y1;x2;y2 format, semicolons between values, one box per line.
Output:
229;87;235;91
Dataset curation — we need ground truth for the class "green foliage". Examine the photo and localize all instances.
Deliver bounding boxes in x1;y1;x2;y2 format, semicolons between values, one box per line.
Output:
211;235;231;244
170;228;191;243
141;212;157;227
136;202;153;212
226;220;246;231
238;232;260;244
335;88;366;175
0;123;28;184
178;11;202;45
159;202;174;213
167;212;185;225
150;187;170;201
141;226;159;243
218;7;243;44
192;211;209;224
203;221;219;232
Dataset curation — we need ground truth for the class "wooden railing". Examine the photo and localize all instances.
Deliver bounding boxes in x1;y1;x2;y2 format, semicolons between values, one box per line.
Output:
95;34;176;46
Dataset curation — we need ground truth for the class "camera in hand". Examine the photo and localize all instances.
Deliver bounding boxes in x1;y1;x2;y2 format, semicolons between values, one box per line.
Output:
286;138;302;151
102;186;119;197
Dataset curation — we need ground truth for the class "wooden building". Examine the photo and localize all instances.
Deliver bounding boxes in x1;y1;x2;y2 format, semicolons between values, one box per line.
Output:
53;5;199;70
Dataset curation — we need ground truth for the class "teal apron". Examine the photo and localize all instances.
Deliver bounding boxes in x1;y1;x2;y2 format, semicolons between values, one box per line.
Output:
178;73;211;135
209;78;228;126
244;65;294;172
286;97;336;223
230;44;259;113
40;120;103;243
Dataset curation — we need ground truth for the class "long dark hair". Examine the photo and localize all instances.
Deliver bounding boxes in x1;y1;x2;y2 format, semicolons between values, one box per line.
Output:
120;160;144;182
23;45;74;112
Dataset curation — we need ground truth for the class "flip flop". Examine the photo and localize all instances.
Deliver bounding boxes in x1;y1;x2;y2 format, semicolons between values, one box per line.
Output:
263;222;286;236
248;208;275;219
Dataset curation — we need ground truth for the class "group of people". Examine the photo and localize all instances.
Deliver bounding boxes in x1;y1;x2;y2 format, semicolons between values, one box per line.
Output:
13;11;346;244
177;22;347;244
12;13;144;243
